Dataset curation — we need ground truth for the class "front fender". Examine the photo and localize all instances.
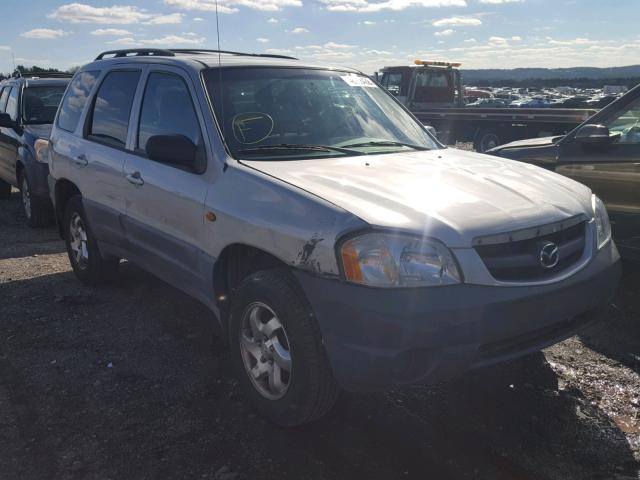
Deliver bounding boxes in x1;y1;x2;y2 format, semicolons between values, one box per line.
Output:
203;161;367;278
17;146;50;198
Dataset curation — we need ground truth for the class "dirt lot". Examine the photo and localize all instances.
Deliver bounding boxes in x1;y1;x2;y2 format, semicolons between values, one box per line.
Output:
1;189;639;480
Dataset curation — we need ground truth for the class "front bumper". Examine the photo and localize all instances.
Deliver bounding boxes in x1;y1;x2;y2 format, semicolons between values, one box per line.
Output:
293;241;621;392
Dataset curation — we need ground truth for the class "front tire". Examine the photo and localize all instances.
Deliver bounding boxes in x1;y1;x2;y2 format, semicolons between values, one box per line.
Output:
229;269;340;426
20;173;53;227
64;196;119;285
0;179;11;199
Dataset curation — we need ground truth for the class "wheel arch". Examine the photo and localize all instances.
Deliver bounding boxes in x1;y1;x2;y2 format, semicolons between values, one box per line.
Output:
53;178;82;238
213;243;290;330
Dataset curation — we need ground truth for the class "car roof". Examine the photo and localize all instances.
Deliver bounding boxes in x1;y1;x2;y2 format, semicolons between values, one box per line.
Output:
0;76;71;88
80;49;363;75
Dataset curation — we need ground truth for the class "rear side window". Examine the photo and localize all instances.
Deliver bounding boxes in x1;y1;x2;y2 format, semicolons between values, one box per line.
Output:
88;70;140;147
0;87;9;112
6;87;19;121
137;72;203;151
58;71;99;132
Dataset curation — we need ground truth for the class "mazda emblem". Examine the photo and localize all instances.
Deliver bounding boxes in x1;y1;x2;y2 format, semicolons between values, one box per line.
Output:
539;242;560;269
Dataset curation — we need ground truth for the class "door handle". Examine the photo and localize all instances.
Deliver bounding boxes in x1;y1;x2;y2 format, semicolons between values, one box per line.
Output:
126;171;144;186
73;154;88;167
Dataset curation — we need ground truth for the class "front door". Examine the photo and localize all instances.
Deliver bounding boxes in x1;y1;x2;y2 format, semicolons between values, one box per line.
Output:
557;91;640;258
122;67;211;294
0;87;20;185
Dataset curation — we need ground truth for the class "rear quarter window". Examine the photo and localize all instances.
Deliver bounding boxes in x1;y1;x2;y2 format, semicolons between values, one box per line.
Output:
57;71;100;133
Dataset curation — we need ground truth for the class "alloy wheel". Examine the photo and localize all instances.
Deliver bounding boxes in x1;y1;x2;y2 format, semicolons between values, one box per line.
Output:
69;213;89;269
21;178;31;219
239;302;292;400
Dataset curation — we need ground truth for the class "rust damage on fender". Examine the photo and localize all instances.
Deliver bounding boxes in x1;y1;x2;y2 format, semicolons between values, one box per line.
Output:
297;235;325;273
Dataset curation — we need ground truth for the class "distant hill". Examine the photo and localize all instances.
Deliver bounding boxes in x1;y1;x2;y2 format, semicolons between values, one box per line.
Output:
461;65;640;88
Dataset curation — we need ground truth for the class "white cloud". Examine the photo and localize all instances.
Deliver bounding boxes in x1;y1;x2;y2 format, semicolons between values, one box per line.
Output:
147;13;184;24
548;37;596;46
256;37;269;43
194;17;205;21
324;41;355;49
434;29;455;36
360;20;376;25
478;0;522;3
164;0;302;14
433;16;481;27
50;3;184;24
0;46;10;51
320;0;467;12
488;35;508;45
464;38;477;43
91;28;132;36
511;35;522;41
265;48;294;55
108;34;205;46
291;27;309;34
267;17;279;23
21;29;69;39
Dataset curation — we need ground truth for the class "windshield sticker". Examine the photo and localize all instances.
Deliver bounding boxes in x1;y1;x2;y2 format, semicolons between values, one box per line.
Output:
232;112;274;144
340;75;376;88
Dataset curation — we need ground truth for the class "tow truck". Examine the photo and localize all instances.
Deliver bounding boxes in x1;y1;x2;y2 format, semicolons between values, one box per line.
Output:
378;60;597;152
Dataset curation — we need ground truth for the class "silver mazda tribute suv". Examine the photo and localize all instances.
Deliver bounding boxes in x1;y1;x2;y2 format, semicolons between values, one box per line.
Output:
48;49;621;426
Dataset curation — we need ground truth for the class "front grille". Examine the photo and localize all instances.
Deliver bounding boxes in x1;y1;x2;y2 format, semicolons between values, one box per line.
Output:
474;220;586;282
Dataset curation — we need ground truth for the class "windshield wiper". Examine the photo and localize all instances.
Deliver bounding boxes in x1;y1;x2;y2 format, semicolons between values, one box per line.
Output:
237;143;365;156
339;140;429;151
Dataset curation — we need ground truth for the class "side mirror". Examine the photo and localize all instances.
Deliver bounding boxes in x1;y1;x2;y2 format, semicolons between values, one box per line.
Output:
425;125;438;139
575;124;612;144
146;134;197;170
0;112;16;129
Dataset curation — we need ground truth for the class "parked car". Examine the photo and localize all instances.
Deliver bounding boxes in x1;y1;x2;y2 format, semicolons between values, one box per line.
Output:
466;97;508;108
0;73;71;226
489;83;640;261
49;49;621;426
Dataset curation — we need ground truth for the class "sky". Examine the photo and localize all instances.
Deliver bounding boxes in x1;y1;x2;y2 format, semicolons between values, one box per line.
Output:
2;0;640;74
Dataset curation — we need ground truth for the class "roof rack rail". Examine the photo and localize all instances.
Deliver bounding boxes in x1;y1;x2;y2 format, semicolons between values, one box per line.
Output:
95;48;176;60
93;48;298;62
169;49;298;60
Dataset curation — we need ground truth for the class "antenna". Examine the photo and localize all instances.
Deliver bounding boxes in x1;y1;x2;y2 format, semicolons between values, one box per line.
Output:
215;0;226;139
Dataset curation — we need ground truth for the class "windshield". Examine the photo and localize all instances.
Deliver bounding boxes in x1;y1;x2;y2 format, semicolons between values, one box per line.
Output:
22;86;67;124
203;67;439;160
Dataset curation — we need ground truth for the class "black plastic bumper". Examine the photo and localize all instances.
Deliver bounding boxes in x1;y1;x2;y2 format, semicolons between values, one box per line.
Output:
293;242;621;392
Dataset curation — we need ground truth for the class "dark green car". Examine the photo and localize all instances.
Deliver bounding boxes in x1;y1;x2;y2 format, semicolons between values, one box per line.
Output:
489;83;640;261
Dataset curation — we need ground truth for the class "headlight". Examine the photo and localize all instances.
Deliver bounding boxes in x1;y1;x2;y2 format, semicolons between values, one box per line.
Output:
340;232;461;287
592;194;611;249
34;139;50;164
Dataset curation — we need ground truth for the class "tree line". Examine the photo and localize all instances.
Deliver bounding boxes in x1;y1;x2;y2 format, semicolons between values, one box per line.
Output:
0;65;79;80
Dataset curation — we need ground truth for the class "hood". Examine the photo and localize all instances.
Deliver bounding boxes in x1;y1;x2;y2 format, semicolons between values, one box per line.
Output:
23;124;53;146
490;135;563;152
242;148;593;248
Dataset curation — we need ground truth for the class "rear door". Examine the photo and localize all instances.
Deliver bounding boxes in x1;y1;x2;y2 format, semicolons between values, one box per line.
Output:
122;66;211;293
76;69;142;247
557;90;640;258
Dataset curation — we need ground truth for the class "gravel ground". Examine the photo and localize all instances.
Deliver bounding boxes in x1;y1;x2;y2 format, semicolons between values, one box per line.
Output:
1;189;639;480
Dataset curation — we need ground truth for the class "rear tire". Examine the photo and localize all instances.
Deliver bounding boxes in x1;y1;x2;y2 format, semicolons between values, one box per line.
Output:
474;130;502;153
64;195;119;285
20;173;53;228
229;268;340;426
0;179;11;199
